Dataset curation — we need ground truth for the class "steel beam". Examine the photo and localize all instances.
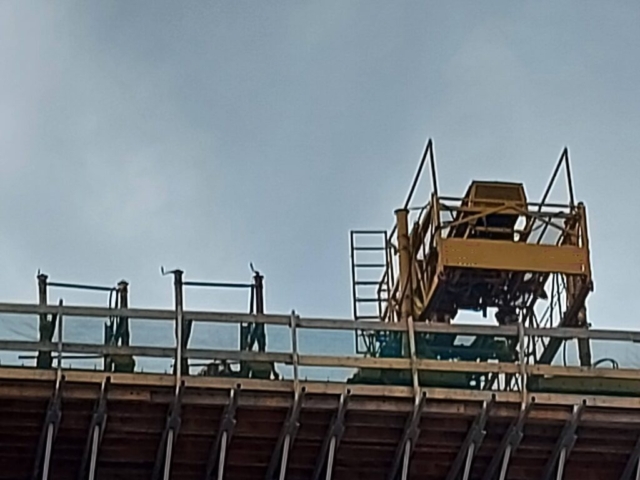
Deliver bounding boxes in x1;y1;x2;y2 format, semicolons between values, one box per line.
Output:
265;388;305;480
387;392;427;480
32;378;65;480
620;435;640;480
312;391;350;480
77;378;110;480
445;400;492;480
152;381;185;480
540;403;584;480
482;403;533;480
205;387;240;480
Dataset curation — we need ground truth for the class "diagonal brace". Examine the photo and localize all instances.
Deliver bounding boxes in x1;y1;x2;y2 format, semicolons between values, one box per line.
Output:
540;403;584;480
77;378;110;480
446;400;493;480
205;387;240;480
32;377;65;480
619;435;640;480
152;381;185;480
482;402;533;480
312;391;350;480
388;392;427;480
265;388;306;480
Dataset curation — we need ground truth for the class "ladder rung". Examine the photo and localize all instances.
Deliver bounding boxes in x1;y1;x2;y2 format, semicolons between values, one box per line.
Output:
354;264;386;268
356;298;380;303
355;315;380;320
355;281;380;286
352;230;387;235
353;246;385;251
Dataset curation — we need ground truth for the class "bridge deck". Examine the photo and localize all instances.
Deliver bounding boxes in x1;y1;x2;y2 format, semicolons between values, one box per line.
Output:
2;368;640;480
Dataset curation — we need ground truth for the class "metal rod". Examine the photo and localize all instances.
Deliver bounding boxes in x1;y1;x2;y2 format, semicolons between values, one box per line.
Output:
278;434;291;480
462;443;475;480
41;424;54;480
217;430;228;480
47;282;115;293
325;436;337;480
498;444;512;480
183;281;253;289
403;138;432;210
556;447;567;480
564;148;575;208
56;300;63;388
429;138;438;198
400;440;411;480
173;270;184;389
636;457;640;480
87;425;100;480
163;429;174;480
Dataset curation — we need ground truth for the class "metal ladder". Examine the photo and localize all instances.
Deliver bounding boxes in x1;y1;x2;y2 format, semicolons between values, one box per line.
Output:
349;230;393;354
349;230;392;319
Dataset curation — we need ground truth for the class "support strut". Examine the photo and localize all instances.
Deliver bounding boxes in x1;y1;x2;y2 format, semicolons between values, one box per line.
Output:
540;403;584;480
387;392;427;480
482;403;533;480
77;378;110;480
445;400;493;480
152;381;185;480
312;391;350;480
32;378;65;480
265;388;305;480
205;388;240;480
619;435;640;480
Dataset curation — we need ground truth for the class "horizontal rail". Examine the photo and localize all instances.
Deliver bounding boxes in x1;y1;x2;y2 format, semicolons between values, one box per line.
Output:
2;302;640;342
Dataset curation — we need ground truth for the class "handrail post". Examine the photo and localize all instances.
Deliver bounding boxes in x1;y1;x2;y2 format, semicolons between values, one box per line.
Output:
171;270;185;390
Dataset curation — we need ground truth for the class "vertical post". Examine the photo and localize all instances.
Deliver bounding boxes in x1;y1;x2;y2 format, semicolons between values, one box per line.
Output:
37;273;52;369
56;300;64;387
117;281;130;346
173;270;185;389
291;311;299;391
518;322;527;408
254;271;266;352
395;208;411;325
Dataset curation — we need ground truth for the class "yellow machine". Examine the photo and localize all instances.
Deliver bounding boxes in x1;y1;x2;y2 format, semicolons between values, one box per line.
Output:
350;141;593;371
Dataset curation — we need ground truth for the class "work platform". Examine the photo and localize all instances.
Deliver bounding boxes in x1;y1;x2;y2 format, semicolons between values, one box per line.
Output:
2;303;640;480
3;368;640;480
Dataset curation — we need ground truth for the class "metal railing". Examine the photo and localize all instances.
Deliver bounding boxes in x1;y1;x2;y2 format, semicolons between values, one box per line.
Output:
1;301;640;398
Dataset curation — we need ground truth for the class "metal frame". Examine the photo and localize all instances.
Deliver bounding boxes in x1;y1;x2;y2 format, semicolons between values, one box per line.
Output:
205;387;240;480
312;391;350;480
620;435;640;480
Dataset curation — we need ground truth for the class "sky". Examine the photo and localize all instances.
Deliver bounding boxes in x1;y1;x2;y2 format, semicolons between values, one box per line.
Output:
1;2;640;370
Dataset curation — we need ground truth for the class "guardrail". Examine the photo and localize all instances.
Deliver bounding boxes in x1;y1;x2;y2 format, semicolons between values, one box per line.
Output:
0;302;639;396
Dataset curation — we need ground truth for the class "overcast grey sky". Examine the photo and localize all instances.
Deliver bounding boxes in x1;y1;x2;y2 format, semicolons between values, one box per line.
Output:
1;2;640;337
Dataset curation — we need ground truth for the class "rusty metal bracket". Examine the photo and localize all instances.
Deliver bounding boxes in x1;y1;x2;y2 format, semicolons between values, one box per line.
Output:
265;387;306;480
205;387;240;480
77;377;110;480
445;399;493;480
32;376;65;480
541;403;584;480
388;391;427;480
482;402;533;480
152;381;185;480
312;391;351;480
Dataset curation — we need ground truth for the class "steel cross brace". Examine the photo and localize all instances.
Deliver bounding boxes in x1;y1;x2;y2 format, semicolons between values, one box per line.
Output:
540;403;584;480
152;381;185;480
445;400;493;480
205;387;240;480
265;388;306;480
387;392;427;480
619;435;640;480
77;378;110;480
482;403;533;480
32;377;65;480
312;391;351;480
